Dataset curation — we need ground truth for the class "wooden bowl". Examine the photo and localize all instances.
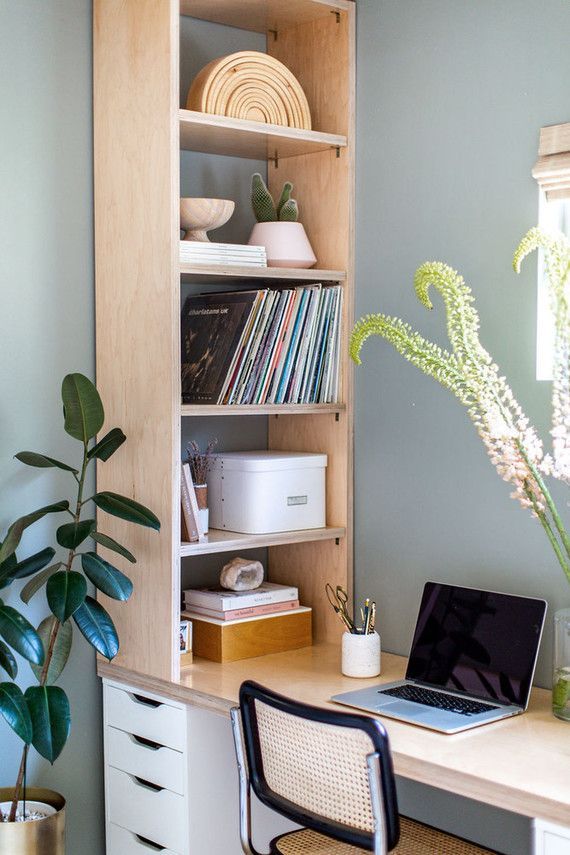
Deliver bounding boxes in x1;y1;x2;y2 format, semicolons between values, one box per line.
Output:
180;198;235;241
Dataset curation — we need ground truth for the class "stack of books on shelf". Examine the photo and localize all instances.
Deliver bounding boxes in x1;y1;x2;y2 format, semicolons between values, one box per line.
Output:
179;241;267;268
181;581;312;662
183;581;300;621
181;285;343;405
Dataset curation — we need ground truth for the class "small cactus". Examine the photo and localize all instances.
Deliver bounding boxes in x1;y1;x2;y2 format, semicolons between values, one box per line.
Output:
250;173;299;222
276;181;293;218
279;199;298;222
251;173;276;222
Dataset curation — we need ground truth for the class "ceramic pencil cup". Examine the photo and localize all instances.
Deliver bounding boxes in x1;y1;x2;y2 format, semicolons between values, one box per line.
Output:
341;631;381;678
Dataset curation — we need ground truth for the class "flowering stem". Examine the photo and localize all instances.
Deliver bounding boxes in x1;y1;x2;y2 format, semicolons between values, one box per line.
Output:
525;486;570;583
517;440;570;562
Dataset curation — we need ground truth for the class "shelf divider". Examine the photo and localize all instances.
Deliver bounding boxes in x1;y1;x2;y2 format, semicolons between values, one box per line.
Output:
181;525;345;557
180;262;345;284
179;0;353;34
179;109;347;161
181;403;345;417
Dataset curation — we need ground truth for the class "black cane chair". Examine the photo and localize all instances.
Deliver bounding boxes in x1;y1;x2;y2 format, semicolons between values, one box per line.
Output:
230;680;497;855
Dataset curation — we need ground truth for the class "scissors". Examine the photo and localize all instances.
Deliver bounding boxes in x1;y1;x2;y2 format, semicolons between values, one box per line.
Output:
325;583;355;632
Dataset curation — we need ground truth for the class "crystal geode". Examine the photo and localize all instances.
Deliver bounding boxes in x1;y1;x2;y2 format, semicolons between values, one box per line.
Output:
219;556;264;591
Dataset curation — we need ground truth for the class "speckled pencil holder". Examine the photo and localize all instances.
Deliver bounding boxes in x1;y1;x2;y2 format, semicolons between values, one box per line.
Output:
341;631;381;678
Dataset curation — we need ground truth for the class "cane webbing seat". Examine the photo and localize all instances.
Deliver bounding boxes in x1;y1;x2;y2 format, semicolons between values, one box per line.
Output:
270;818;496;854
232;681;496;855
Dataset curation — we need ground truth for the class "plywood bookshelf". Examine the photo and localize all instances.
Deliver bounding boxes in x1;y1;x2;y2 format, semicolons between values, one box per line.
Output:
94;0;355;683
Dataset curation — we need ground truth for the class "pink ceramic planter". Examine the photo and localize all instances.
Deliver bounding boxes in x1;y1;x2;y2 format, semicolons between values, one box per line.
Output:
248;222;317;268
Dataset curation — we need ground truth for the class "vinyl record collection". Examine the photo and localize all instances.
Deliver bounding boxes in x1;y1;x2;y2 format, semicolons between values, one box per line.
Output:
181;285;343;405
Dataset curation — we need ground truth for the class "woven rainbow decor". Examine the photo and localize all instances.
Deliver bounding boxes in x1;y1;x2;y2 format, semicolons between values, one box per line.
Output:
186;51;312;130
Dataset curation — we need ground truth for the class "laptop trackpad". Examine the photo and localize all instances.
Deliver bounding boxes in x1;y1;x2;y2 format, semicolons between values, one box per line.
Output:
379;699;435;720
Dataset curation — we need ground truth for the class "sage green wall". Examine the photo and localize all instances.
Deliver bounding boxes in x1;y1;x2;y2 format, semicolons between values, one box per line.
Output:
0;2;102;853
355;2;570;851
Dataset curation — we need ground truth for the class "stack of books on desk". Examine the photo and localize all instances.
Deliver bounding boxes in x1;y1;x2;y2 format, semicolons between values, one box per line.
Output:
182;582;312;662
179;241;267;268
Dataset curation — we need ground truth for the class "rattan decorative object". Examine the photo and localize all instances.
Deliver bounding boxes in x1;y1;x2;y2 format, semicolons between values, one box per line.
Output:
186;51;312;130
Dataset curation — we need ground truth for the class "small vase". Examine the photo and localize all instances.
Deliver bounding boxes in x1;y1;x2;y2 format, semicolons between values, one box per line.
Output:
553;607;570;721
248;222;317;269
0;788;65;854
341;631;381;678
194;484;209;535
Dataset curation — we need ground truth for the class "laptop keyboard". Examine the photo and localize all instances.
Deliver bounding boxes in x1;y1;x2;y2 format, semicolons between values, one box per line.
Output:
379;684;498;716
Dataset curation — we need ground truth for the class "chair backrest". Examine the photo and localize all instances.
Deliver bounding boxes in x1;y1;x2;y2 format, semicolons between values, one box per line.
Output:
238;680;400;852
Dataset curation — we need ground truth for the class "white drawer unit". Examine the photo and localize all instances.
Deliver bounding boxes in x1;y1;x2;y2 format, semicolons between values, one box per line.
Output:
105;684;186;751
107;766;187;853
106;725;185;795
108;821;182;854
103;680;190;855
534;820;570;855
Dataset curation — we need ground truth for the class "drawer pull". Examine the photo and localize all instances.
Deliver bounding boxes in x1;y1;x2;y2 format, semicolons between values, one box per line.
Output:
131;692;162;709
134;833;166;851
133;775;164;793
131;733;161;751
134;775;164;793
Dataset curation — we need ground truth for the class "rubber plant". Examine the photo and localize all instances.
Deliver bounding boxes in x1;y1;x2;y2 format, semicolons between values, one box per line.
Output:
350;227;570;580
0;373;160;822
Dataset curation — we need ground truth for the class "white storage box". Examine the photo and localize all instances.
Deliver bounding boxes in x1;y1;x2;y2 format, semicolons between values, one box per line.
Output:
207;451;327;534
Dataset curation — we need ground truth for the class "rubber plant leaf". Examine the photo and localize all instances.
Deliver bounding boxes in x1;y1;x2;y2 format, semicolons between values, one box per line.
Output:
20;563;63;605
91;532;136;564
0;603;44;666
0;501;69;565
2;547;56;585
0;553;17;591
56;519;95;550
46;571;87;622
0;640;17;679
30;617;72;685
81;552;133;601
87;427;126;462
61;373;104;443
15;451;78;474
0;683;32;744
25;685;71;763
73;596;119;660
93;492;160;531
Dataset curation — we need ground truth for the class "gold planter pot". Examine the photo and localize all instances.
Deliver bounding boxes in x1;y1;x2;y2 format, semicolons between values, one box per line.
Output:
0;788;65;855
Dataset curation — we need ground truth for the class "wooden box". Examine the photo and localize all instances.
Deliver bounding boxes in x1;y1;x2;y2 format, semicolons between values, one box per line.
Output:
182;607;312;663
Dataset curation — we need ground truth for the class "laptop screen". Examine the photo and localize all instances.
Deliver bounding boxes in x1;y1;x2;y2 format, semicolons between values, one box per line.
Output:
405;583;547;707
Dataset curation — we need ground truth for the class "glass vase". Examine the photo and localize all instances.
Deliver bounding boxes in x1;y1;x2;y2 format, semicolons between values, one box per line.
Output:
552;607;570;721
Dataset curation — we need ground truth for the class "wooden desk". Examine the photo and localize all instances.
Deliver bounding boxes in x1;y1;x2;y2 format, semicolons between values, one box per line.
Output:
99;642;570;829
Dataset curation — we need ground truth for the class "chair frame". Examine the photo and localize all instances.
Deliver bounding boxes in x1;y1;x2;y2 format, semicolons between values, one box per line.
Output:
230;680;400;855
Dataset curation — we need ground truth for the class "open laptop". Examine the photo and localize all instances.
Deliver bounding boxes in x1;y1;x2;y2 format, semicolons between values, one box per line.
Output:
331;582;547;734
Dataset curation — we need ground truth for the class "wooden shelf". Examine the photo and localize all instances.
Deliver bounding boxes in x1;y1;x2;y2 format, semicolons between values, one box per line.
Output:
180;0;353;34
181;403;345;416
180;263;346;284
180;525;345;557
94;0;355;679
179;110;347;161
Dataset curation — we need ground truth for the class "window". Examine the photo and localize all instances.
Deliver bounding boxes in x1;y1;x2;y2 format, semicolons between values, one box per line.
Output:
533;122;570;380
